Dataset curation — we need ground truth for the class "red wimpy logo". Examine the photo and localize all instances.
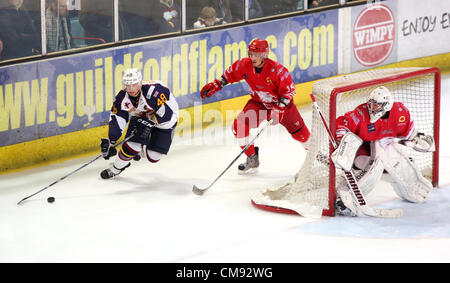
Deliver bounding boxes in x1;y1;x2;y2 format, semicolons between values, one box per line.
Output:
353;5;395;67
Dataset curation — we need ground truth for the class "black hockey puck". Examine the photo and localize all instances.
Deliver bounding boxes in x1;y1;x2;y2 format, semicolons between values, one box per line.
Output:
47;197;55;203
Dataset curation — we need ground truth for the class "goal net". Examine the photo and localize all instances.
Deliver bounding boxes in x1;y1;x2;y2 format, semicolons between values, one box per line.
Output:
252;67;440;217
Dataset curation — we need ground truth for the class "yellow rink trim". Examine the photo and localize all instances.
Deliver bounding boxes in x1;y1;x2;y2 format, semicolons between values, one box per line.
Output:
1;52;449;174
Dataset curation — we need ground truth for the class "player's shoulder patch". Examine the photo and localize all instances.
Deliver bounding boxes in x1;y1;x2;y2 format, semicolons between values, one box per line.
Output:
349;112;360;124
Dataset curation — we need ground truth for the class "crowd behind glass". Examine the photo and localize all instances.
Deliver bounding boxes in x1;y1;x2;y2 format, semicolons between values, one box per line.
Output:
0;0;371;62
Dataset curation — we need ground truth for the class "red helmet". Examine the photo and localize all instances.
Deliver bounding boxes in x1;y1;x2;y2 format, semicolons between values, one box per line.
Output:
248;38;269;58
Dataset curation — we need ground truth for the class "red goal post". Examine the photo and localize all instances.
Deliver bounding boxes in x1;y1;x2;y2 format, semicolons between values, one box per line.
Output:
251;67;440;217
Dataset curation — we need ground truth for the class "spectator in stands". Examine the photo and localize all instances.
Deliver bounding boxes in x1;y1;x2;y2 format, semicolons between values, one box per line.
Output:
119;1;154;39
0;0;40;60
308;0;339;8
46;0;75;52
193;6;226;29
209;0;233;23
248;0;264;19
186;0;243;29
158;0;181;32
22;0;41;27
119;0;177;39
258;0;298;16
185;0;208;29
309;0;320;8
79;0;115;45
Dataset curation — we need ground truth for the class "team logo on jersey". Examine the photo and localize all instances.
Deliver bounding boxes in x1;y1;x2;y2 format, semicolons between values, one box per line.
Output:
367;123;376;133
399;115;405;122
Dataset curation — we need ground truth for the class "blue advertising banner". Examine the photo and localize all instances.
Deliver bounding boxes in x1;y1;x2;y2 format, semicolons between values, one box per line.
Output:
0;9;338;147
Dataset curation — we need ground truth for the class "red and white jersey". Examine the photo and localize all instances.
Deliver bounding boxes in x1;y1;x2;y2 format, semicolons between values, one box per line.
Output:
222;57;296;108
336;102;415;148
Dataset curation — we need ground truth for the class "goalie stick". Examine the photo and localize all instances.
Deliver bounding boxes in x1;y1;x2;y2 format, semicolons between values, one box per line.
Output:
310;94;403;218
192;119;273;196
17;132;136;205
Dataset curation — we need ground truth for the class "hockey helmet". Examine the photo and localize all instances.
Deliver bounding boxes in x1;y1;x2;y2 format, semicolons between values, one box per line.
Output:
248;38;269;58
367;86;393;123
122;68;142;85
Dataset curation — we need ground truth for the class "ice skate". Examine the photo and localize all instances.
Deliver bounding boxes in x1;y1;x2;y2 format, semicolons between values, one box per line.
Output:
335;197;357;217
238;147;259;174
100;163;130;179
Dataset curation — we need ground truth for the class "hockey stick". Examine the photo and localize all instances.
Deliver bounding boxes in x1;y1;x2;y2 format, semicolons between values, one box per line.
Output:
192;119;273;196
17;132;135;205
310;94;403;218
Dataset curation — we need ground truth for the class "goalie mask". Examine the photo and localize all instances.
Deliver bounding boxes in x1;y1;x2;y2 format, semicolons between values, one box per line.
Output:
367;86;393;123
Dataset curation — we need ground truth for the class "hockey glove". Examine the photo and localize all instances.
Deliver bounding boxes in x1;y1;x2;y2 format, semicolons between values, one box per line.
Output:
400;131;435;153
269;97;290;125
331;131;363;171
200;78;226;99
101;138;117;160
129;116;155;140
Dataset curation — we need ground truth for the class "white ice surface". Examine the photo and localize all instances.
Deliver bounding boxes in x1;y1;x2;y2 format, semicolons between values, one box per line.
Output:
1;75;450;263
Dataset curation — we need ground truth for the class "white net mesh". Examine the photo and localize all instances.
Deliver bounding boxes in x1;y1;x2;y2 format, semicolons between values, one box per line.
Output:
252;68;439;217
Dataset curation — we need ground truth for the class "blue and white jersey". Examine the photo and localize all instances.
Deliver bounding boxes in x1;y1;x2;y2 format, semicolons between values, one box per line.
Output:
108;80;179;142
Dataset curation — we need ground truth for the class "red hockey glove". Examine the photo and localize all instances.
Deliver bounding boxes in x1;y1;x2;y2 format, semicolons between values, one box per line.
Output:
269;97;290;125
201;79;223;99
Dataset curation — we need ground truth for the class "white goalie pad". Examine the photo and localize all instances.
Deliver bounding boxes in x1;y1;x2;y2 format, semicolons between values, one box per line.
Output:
381;142;433;203
353;157;384;196
331;132;363;171
336;143;385;216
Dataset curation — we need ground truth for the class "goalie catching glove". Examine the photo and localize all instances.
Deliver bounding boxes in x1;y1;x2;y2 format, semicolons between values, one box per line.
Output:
400;130;435;152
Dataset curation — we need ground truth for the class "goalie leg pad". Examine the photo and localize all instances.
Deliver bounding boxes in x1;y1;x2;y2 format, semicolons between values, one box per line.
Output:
353;155;385;196
381;142;433;203
336;142;384;216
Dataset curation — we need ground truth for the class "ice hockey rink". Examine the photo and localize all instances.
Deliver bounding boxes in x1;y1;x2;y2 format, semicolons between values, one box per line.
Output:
1;75;450;263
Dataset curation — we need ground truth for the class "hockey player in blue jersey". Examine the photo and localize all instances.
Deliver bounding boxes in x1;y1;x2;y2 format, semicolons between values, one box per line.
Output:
100;68;179;179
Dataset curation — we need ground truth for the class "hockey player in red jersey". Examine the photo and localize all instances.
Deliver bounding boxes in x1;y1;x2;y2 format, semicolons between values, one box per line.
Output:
335;87;414;145
332;86;435;216
200;38;310;173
